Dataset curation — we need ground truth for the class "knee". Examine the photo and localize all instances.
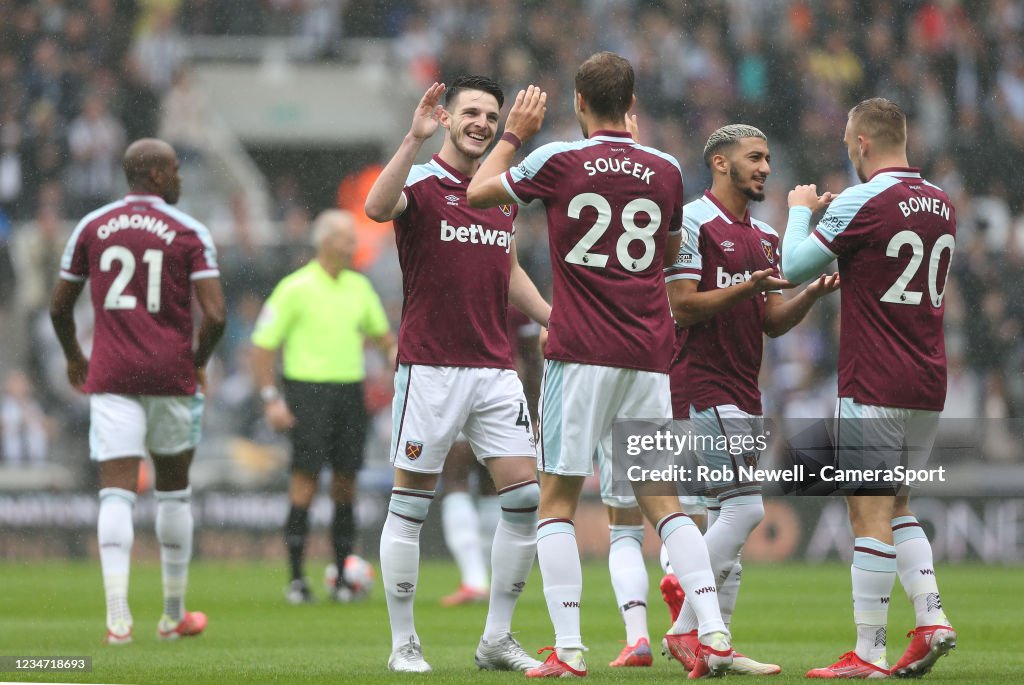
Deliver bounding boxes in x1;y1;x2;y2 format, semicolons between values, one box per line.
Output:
720;496;764;536
499;479;539;526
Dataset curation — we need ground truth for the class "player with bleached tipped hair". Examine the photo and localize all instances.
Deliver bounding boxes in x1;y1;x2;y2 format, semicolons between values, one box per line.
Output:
365;75;551;674
660;123;839;675
784;98;957;679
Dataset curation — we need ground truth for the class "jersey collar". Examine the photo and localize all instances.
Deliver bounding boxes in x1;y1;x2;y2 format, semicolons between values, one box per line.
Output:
869;167;921;181
590;130;635;143
124;193;165;204
432;154;471;184
703;189;751;226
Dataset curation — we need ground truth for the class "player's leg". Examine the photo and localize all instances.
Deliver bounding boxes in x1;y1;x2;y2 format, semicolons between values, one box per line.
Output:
91;393;146;644
891;410;955;677
809;398;899;679
325;382;367;602
524;360;605;677
657;496;705;627
382;364;463;672
281;380;329;603
147;394;207;640
440;439;490;605
595;431;651;667
606;505;653;667
463;367;540;671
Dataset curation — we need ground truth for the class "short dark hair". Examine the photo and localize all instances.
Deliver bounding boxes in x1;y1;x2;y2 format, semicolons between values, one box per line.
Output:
575;52;634;121
848;98;906;149
703;124;767;168
445;75;504;109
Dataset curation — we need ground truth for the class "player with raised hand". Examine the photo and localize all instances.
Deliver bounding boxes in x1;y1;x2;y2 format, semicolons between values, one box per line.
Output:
364;76;551;674
468;52;734;679
782;98;956;679
660;124;839;676
50;138;226;645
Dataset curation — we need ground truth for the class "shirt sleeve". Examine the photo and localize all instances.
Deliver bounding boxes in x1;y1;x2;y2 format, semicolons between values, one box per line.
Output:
359;279;391;339
187;223;220;281
250;283;294;351
664;212;702;283
501;142;566;206
781;207;837;285
59;220;90;282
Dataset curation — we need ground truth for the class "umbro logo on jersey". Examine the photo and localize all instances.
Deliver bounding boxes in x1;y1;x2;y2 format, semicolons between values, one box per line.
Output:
720;240;735;252
761;238;775;264
405;441;424;460
444;194;459;206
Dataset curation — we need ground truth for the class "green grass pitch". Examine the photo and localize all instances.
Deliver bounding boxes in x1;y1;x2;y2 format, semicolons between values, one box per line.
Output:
0;559;1019;683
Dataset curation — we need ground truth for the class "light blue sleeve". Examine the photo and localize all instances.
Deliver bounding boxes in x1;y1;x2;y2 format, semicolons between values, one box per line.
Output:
780;207;836;284
663;212;702;283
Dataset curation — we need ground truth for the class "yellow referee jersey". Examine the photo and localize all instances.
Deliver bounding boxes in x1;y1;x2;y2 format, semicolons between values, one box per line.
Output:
251;261;390;383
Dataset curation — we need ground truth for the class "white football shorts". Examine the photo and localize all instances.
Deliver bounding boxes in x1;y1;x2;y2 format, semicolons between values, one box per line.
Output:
90;393;205;461
835;397;940;486
596;429;704;512
390;364;536;474
540;360;671;477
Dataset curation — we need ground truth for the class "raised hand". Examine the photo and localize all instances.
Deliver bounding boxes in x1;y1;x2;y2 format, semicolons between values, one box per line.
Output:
410;82;446;141
749;268;795;293
805;272;841;298
504;85;547;143
788;184;835;212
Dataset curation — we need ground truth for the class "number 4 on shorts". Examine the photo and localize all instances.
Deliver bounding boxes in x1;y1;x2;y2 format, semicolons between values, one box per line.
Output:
515;402;530;429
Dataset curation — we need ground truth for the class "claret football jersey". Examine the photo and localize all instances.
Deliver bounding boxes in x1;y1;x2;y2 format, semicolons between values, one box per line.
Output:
393;154;518;369
502;131;683;373
665;191;781;415
59;194;219;395
811;168;955;411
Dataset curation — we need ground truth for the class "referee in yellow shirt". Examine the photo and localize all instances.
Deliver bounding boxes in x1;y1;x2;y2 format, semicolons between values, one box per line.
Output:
251;209;395;604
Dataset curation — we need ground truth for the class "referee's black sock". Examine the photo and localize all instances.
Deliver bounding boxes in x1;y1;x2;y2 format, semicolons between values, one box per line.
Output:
332;502;355;585
285;505;309;582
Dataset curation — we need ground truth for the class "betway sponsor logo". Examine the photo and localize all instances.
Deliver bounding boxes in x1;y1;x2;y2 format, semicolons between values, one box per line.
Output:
717;266;754;288
440;220;512;253
97;213;177;245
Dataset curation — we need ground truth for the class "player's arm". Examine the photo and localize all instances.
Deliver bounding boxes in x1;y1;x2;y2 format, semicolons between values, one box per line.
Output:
365;82;446;222
509;240;551;328
664;231;682;268
762;273;840;337
667;272;792;328
368;331;398;369
192;277;226;388
781;184;837;284
49;279;88;390
467;85;547;208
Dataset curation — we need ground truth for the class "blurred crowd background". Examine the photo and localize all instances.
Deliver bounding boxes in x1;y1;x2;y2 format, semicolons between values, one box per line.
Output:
0;0;1021;488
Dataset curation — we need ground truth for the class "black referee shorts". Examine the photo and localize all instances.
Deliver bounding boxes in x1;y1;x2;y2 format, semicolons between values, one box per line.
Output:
282;379;367;476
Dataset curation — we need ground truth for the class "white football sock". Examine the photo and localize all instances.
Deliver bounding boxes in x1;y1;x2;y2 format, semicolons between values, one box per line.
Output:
98;487;136;630
537;518;584;650
381;488;433;650
852;537;897;664
442;492;488;590
483;480;538;642
657;513;726;638
156;488;193;622
893;516;949;627
718;559;742;628
609;525;648;644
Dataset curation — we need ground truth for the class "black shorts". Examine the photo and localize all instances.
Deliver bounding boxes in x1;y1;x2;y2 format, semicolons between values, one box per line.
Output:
283;379;367;475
